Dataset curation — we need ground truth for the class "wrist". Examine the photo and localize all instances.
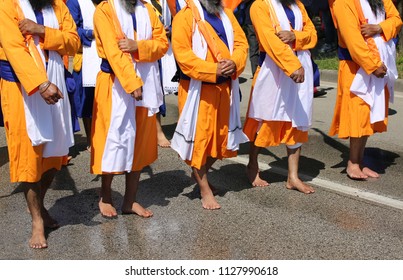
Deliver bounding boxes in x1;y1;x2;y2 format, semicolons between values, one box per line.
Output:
39;81;51;93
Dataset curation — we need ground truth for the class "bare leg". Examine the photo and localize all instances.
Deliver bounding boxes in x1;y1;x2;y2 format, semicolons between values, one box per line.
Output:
24;182;47;249
121;171;153;217
99;174;117;218
359;136;379;178
193;165;221;210
156;113;170;148
39;168;59;229
83;117;92;151
347;137;368;179
286;146;315;194
247;141;269;187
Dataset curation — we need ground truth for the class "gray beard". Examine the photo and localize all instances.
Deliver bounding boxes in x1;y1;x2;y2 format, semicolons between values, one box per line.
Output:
123;0;137;14
199;0;223;15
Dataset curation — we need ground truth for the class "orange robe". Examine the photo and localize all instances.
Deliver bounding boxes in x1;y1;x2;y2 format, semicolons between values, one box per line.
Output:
328;0;402;139
223;0;242;11
171;6;248;169
91;1;168;174
243;0;317;147
0;0;79;183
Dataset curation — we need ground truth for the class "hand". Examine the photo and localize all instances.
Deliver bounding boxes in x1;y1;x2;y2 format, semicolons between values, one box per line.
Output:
18;19;45;38
118;38;138;53
219;59;236;77
131;87;143;101
372;63;387;78
40;83;64;105
290;67;305;83
360;24;382;38
165;26;171;39
276;30;296;44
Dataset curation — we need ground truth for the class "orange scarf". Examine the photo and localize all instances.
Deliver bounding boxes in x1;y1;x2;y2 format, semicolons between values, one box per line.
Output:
187;0;223;61
354;0;380;60
13;0;47;76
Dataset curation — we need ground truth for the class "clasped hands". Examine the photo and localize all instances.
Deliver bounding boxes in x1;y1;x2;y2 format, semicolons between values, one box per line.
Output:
276;30;304;83
217;59;236;78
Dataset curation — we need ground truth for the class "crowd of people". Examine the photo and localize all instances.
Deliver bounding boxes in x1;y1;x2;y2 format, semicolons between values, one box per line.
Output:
0;0;401;249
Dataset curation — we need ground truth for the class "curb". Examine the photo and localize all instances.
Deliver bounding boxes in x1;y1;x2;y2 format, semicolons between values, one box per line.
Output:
319;69;403;93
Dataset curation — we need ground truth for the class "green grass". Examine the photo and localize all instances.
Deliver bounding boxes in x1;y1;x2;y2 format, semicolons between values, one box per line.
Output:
315;51;403;78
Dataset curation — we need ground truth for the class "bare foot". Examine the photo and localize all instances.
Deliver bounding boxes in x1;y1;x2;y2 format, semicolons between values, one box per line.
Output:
157;134;171;148
347;163;368;180
286;177;315;194
99;198;118;218
247;166;269;187
41;208;60;229
29;221;47;249
122;202;153;218
362;167;380;178
200;189;221;210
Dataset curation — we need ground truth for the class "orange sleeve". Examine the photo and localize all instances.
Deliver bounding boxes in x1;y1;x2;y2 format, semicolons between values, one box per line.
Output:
93;2;143;94
0;0;48;94
379;0;402;42
134;3;169;62
293;1;317;51
334;0;381;74
250;0;301;77
167;0;177;17
42;0;80;56
172;8;218;83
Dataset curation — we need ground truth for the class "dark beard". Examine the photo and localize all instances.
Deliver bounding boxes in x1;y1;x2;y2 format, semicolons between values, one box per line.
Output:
368;0;384;17
123;0;138;14
279;0;296;6
92;0;104;5
199;0;223;15
29;0;54;11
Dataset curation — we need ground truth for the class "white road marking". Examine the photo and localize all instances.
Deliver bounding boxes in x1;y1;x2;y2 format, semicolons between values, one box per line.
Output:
228;156;403;210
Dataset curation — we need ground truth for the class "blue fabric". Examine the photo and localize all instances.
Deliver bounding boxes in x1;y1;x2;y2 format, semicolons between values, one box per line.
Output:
131;12;137;32
338;46;352;60
283;4;295;29
0;60;19;82
66;0;93;46
203;8;229;49
101;59;113;73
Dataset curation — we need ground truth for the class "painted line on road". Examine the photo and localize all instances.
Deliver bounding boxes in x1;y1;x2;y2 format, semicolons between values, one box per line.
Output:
228;156;403;210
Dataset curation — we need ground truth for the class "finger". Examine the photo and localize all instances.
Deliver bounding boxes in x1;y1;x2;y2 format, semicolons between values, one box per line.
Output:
56;89;64;99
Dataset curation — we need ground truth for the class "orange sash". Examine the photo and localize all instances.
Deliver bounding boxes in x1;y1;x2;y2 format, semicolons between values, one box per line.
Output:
13;0;47;79
353;0;381;60
187;0;223;61
264;0;281;33
108;0;136;64
223;0;242;11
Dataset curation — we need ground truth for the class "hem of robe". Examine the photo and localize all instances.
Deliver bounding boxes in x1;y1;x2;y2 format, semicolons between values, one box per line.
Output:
1;80;64;183
90;83;158;174
329;61;389;139
243;118;308;147
177;80;235;170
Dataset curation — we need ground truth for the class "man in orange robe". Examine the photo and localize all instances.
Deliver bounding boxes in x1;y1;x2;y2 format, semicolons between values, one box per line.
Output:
329;0;402;179
243;0;317;193
92;0;168;218
0;0;79;248
171;0;248;209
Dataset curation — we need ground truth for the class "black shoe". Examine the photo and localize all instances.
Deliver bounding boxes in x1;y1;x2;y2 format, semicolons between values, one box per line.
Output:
318;43;337;53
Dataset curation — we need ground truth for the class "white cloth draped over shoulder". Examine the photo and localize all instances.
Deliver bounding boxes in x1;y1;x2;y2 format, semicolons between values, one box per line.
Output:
248;0;313;131
101;0;162;172
350;0;398;124
19;0;74;157
171;0;248;161
177;0;187;10
78;0;101;87
145;0;179;95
